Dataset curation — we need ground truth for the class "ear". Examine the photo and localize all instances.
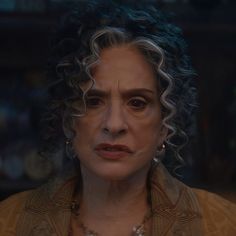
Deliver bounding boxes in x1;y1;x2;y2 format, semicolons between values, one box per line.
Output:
158;124;168;146
62;113;75;139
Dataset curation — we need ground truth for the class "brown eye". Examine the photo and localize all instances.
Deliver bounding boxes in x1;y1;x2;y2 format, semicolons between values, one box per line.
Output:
86;97;103;107
128;98;147;110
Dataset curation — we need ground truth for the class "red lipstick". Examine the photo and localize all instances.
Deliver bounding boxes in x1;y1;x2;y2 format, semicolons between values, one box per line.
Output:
94;143;132;160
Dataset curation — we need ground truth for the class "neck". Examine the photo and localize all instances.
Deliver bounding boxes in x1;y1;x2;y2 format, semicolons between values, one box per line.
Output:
78;166;150;219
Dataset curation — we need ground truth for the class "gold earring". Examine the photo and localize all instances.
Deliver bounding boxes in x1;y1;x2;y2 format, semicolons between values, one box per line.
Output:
153;143;166;163
162;143;166;150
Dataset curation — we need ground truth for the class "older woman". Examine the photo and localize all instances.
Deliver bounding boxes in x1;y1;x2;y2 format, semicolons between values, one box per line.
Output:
0;1;236;236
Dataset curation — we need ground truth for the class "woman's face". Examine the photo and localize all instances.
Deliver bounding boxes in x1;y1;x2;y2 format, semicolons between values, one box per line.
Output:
72;45;167;181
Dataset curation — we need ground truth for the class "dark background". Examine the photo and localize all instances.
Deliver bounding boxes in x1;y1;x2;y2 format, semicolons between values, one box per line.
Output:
0;0;236;201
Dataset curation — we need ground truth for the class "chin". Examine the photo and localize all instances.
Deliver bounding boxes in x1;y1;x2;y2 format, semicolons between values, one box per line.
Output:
95;169;134;182
91;164;150;183
79;157;151;182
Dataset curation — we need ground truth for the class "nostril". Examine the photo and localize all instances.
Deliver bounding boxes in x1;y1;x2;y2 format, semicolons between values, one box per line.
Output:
102;126;127;137
103;127;110;134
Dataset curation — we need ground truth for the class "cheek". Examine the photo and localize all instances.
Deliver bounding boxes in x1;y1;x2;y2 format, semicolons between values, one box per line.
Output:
138;111;162;134
73;116;96;136
133;113;164;148
72;119;91;150
72;116;102;150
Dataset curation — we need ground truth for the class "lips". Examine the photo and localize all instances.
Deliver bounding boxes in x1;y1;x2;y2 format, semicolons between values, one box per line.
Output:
94;143;133;160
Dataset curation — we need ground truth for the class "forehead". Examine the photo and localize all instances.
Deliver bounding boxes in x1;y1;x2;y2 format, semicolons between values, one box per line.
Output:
91;45;157;90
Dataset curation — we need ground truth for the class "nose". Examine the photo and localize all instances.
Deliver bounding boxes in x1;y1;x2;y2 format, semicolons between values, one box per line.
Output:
102;102;128;137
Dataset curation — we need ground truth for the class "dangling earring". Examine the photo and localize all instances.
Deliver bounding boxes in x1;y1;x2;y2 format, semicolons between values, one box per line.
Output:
153;143;166;163
65;139;77;159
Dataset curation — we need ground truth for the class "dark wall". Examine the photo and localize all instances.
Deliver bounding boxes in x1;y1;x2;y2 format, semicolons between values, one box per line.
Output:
0;0;236;200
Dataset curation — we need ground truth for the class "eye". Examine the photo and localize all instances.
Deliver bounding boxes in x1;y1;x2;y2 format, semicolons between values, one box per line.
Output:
128;98;147;110
86;97;103;108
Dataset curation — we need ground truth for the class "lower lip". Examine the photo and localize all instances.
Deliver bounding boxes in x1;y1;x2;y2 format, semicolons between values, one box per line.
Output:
95;149;130;160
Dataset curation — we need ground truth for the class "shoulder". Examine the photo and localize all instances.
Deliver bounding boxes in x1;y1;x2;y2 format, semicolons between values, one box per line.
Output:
0;172;77;236
0;190;33;214
193;188;236;235
0;190;33;235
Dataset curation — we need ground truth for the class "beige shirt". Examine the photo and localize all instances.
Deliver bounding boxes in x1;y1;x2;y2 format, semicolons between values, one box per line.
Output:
0;164;236;235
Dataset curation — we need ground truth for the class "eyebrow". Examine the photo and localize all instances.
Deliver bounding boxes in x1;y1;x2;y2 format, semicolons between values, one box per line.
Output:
86;88;155;97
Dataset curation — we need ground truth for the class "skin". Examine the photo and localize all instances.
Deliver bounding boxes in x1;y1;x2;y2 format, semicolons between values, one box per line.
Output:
70;45;167;235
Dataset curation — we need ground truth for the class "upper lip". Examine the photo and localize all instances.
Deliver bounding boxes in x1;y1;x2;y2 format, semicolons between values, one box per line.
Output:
95;143;133;153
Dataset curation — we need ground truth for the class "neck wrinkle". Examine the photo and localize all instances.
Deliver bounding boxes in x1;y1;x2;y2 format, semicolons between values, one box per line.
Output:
78;165;150;219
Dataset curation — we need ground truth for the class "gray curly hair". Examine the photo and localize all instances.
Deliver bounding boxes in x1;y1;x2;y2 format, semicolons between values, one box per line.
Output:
41;1;197;172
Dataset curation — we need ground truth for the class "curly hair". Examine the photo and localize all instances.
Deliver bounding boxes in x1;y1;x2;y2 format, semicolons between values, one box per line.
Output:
41;0;197;171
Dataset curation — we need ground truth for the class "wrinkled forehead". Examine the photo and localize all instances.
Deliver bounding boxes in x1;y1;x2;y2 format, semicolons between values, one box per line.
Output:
90;45;158;92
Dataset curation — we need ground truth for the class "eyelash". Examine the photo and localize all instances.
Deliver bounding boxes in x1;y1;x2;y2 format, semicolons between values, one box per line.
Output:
86;97;103;107
127;98;148;110
85;96;149;110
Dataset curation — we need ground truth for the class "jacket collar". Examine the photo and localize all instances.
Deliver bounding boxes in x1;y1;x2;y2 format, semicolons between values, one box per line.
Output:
150;164;204;235
16;164;78;236
17;163;204;236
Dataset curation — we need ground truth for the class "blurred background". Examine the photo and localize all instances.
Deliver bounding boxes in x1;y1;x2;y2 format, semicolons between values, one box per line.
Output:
0;0;236;201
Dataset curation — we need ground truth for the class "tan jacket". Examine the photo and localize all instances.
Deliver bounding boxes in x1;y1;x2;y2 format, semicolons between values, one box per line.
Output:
0;164;236;236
